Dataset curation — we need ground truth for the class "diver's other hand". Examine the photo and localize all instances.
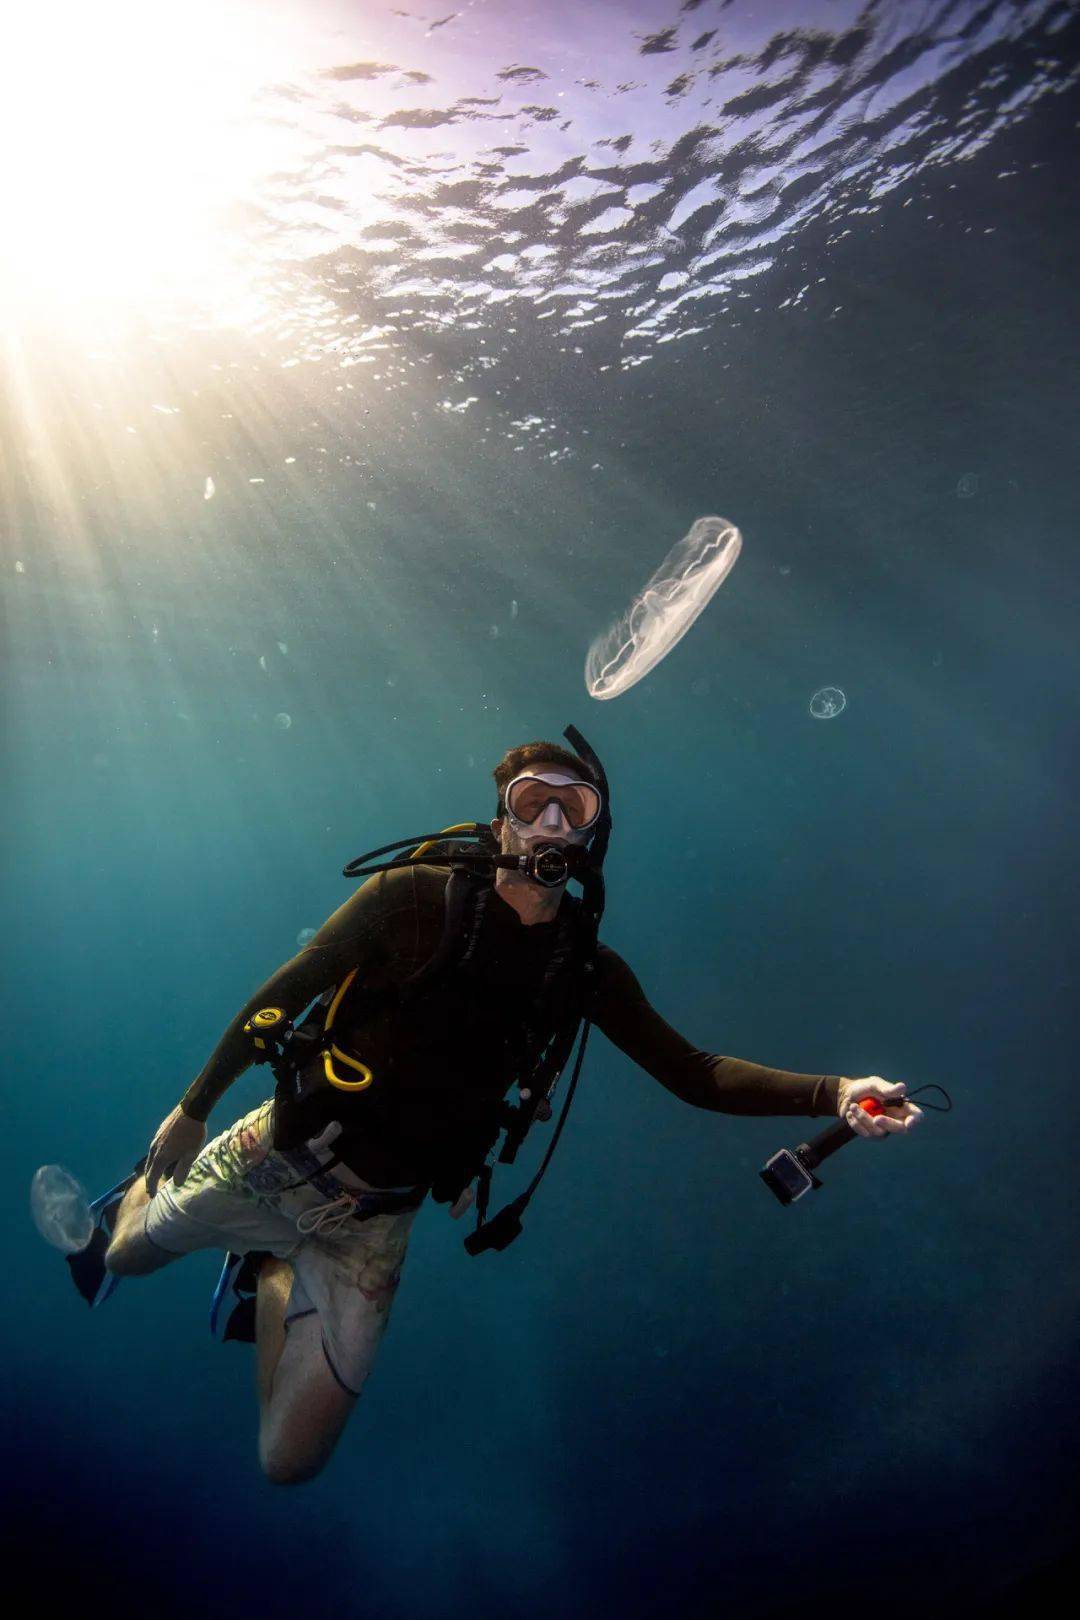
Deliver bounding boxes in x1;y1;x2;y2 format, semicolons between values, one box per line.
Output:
145;1106;207;1195
835;1075;923;1139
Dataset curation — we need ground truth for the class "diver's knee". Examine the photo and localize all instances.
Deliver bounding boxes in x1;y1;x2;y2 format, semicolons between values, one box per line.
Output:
258;1438;328;1487
103;1239;136;1276
104;1237;168;1276
258;1403;349;1485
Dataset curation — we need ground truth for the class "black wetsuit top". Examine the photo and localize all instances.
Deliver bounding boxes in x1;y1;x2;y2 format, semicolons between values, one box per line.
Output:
181;865;843;1193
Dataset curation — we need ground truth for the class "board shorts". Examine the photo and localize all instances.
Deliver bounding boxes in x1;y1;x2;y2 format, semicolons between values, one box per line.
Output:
144;1100;425;1396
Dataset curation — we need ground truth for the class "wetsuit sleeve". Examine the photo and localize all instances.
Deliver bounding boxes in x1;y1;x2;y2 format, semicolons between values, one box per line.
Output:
179;870;419;1122
586;944;843;1118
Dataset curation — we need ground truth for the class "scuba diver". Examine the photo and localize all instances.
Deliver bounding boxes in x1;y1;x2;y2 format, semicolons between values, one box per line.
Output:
79;725;923;1486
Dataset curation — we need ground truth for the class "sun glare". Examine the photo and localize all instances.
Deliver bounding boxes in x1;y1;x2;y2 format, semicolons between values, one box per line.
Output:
1;0;294;334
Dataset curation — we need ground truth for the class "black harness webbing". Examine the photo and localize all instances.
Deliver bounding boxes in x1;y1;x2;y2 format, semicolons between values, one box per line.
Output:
278;866;589;1224
465;1016;593;1255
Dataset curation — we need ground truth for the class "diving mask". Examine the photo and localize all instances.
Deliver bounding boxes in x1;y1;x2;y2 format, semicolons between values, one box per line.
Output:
503;772;603;835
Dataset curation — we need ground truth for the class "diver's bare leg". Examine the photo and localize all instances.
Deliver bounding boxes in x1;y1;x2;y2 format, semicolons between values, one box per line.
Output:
256;1266;356;1486
255;1256;294;1409
104;1176;181;1277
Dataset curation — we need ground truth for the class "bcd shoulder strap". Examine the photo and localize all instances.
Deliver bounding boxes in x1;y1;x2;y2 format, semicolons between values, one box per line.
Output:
397;861;491;1005
306;861;592;1143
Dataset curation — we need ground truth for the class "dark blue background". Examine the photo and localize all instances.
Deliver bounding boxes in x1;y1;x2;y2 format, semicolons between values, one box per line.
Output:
4;11;1077;1618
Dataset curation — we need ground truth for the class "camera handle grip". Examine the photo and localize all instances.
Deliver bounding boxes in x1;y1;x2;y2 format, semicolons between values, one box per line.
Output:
796;1098;885;1171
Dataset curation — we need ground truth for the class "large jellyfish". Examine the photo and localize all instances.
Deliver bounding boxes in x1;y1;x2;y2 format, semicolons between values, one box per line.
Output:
585;515;742;700
30;1165;94;1253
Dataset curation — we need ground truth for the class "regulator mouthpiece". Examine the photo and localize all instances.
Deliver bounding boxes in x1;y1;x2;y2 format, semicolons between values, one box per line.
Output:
518;842;582;887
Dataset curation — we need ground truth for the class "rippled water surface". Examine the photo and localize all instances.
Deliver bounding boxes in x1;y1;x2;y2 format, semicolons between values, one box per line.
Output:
6;1;1077;426
4;2;1079;1617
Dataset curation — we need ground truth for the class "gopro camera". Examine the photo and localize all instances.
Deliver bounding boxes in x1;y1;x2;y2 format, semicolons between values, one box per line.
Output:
759;1146;823;1206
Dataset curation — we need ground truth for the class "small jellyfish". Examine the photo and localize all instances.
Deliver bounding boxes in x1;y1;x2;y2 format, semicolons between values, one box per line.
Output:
489;625;500;638
296;927;317;947
586;515;743;701
277;641;288;656
258;654;268;673
204;476;216;501
956;473;979;499
690;676;711;697
809;686;846;719
273;712;292;730
510;600;518;620
15;560;26;574
30;1165;94;1254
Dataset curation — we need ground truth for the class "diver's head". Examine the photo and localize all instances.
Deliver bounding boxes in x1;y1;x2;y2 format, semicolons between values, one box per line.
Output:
490;741;603;866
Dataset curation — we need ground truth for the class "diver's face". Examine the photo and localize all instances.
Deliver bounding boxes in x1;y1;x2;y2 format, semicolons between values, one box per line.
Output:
492;765;592;857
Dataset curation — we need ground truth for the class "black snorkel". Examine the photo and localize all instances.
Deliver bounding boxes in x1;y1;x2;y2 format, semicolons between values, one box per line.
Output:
562;721;610;943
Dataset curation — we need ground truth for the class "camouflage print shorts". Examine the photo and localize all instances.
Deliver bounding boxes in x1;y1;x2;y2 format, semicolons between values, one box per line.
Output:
145;1100;425;1394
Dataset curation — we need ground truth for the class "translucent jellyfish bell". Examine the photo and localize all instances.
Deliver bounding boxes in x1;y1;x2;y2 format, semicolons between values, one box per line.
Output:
30;1165;94;1253
809;686;847;719
585;515;742;701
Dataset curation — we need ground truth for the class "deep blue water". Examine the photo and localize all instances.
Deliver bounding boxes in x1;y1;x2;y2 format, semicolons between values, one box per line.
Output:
4;3;1079;1615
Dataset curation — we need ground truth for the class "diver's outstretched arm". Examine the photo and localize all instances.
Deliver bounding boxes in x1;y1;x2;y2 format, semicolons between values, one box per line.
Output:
586;943;844;1117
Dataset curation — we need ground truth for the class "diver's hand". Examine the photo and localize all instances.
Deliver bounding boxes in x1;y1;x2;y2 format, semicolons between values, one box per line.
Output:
145;1105;207;1195
836;1076;923;1138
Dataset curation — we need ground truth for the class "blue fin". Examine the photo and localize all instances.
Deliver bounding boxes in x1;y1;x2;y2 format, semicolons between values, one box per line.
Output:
210;1251;267;1344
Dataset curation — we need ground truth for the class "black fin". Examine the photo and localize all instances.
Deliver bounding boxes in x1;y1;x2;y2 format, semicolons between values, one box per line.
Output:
209;1250;268;1345
64;1159;146;1309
